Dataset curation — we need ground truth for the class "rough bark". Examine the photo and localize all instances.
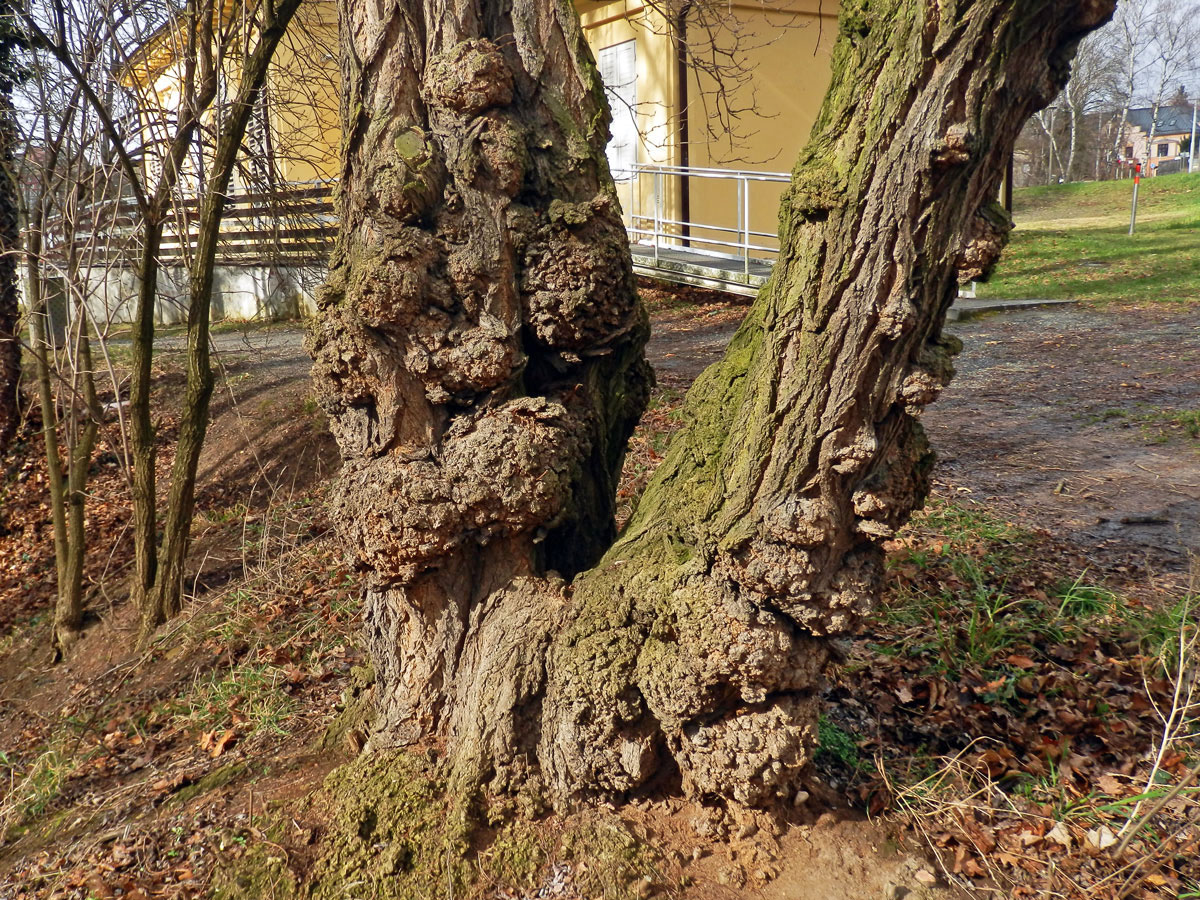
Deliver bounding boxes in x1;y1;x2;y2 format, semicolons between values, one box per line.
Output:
311;0;651;779
0;12;20;452
319;0;1114;809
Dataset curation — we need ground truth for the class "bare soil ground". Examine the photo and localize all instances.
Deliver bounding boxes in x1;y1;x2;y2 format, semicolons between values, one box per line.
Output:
643;289;1200;588
0;287;1195;899
926;304;1199;587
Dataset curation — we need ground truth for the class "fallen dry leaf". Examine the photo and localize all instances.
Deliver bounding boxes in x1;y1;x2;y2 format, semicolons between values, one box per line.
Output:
210;728;237;758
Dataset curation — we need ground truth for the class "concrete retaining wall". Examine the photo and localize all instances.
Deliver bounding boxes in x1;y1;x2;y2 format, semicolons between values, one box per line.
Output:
79;262;325;326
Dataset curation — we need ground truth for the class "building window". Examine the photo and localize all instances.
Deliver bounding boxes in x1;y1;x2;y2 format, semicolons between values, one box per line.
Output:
1125;145;1134;159
1158;142;1170;158
597;40;638;180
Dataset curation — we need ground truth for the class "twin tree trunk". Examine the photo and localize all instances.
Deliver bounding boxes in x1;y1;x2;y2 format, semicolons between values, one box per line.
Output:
132;0;303;643
313;0;1113;807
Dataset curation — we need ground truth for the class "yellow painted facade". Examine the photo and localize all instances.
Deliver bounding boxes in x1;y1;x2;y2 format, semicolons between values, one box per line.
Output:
260;1;340;184
133;0;837;254
578;0;837;253
124;0;340;191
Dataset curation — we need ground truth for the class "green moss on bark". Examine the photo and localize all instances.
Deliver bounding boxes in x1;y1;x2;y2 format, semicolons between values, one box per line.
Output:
305;751;471;900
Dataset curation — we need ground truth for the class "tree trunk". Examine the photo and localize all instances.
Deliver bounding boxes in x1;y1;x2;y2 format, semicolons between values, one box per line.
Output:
1065;97;1080;181
142;0;303;640
318;0;1113;808
1036;108;1068;183
129;216;164;619
312;0;651;775
57;313;101;654
0;15;19;453
129;0;215;637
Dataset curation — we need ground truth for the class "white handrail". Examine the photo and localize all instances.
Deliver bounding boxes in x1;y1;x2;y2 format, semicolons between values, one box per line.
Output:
613;163;791;274
614;163;789;182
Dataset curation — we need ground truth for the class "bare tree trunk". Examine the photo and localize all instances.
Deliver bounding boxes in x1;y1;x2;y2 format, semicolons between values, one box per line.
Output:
58;315;100;654
129;217;165;615
128;0;215;634
1065;99;1080;180
0;14;19;452
24;238;74;651
142;0;303;640
319;0;1114;807
1036;107;1067;182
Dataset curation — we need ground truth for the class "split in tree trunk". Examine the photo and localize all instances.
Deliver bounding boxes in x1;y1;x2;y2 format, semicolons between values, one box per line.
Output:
316;0;1115;808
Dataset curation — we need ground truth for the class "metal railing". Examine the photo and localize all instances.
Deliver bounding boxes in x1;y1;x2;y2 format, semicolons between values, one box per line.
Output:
49;166;794;283
612;163;790;276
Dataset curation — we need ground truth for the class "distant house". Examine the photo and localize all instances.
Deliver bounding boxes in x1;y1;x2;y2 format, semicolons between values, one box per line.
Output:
1120;105;1197;173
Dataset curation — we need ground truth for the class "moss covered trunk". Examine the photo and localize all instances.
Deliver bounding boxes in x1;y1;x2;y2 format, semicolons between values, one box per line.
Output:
318;0;1113;808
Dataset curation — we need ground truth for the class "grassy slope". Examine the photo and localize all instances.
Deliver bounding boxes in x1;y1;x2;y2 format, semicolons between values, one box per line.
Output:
978;171;1200;304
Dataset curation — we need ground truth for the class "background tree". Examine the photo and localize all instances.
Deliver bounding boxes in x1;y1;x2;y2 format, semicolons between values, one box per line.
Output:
1025;31;1116;184
129;0;304;641
0;6;20;451
315;0;1115;808
10;0;304;650
1106;0;1154;168
12;0;120;654
1140;0;1199;157
1060;31;1119;180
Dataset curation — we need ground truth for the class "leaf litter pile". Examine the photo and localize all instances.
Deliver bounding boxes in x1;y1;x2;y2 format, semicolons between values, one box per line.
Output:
0;396;366;899
820;493;1198;899
0;499;365;899
0;416;133;639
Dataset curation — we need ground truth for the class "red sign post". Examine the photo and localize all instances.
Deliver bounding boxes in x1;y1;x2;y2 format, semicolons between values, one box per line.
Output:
1129;162;1141;236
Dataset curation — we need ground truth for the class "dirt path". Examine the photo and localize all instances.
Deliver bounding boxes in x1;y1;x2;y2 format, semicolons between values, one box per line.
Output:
193;301;1200;587
927;305;1199;585
647;299;1200;586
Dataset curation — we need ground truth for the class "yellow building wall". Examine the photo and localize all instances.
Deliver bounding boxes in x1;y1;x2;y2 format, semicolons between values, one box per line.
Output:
133;0;835;259
578;2;677;245
267;0;340;184
688;0;836;254
130;0;339;191
579;0;837;257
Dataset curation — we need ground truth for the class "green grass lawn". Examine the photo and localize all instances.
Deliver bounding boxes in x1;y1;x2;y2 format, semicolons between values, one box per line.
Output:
978;170;1200;305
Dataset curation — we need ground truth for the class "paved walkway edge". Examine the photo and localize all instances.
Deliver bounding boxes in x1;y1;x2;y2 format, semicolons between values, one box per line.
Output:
947;297;1079;322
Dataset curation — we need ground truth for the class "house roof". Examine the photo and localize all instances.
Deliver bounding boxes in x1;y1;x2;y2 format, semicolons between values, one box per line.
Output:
1127;105;1196;135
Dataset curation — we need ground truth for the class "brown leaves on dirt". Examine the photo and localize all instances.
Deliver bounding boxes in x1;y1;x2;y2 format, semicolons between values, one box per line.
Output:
0;492;362;899
818;490;1198;899
0;418;131;640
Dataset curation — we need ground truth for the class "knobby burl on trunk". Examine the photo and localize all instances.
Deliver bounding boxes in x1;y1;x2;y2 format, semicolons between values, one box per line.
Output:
311;0;1114;809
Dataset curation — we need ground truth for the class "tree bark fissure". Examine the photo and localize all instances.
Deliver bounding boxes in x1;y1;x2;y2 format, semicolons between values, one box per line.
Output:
319;0;1114;809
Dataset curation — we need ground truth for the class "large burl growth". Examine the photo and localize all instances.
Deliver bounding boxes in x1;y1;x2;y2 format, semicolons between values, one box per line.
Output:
310;0;651;788
313;0;1115;809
